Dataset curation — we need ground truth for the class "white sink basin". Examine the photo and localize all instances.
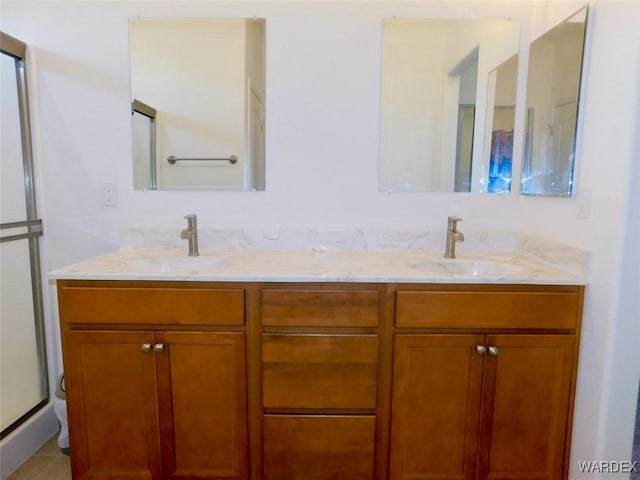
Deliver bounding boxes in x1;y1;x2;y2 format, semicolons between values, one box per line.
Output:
410;257;528;277
125;256;230;273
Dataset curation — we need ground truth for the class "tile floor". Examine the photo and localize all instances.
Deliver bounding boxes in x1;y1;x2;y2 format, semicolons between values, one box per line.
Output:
7;435;70;480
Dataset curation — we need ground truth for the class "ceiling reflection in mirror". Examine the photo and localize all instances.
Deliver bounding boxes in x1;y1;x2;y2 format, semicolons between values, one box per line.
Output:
521;7;587;197
130;18;265;191
379;19;520;193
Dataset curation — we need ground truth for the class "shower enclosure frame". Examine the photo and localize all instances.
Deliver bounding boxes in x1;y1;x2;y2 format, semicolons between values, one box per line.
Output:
132;98;157;190
0;31;49;440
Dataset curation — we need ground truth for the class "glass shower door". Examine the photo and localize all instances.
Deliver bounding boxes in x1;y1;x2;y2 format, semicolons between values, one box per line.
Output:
1;32;48;438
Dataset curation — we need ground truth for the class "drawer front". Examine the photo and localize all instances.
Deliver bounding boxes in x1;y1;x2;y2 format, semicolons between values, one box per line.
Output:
262;334;378;409
261;289;379;327
58;282;245;326
263;415;376;480
396;287;580;329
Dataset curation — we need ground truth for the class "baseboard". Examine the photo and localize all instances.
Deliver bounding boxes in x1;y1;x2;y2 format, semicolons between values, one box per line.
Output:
0;403;58;479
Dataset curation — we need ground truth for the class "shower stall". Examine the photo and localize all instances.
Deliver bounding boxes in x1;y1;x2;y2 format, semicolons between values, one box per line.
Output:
0;32;49;443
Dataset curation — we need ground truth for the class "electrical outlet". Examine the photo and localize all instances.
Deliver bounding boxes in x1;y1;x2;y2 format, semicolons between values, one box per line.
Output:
576;187;592;219
101;181;117;207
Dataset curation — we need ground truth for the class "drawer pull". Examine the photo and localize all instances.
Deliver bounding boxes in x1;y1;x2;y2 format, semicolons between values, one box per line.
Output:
153;343;165;353
141;343;152;353
476;345;487;355
488;346;499;356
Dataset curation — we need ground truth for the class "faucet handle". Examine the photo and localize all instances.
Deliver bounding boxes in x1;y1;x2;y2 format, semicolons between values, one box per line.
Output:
184;214;197;220
448;216;462;223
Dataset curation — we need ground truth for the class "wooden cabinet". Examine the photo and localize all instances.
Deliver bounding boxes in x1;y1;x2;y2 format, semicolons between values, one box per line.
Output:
261;288;379;327
263;415;376;480
57;281;245;325
390;334;575;480
57;280;582;480
262;333;378;409
389;334;485;480
259;286;382;479
261;333;379;477
64;330;162;479
390;285;582;480
477;334;575;480
58;281;248;480
394;285;581;329
155;332;248;480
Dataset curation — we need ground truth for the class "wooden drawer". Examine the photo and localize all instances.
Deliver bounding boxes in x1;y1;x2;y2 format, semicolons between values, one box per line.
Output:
263;414;376;480
262;334;378;409
261;288;379;327
57;280;245;326
395;285;581;329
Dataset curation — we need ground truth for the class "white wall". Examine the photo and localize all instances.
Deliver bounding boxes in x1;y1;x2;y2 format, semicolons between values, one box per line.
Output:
1;1;638;477
380;19;446;191
518;0;640;476
601;105;640;471
2;0;527;266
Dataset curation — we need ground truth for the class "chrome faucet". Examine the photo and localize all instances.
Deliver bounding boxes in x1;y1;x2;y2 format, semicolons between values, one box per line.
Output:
444;216;464;259
180;214;199;257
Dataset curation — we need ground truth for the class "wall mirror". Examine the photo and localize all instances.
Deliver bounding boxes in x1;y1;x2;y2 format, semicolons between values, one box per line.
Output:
379;19;520;193
130;18;265;191
520;7;587;196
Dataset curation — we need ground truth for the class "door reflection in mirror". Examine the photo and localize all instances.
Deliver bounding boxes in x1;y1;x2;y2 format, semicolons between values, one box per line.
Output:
131;100;157;190
455;105;476;192
453;49;478;193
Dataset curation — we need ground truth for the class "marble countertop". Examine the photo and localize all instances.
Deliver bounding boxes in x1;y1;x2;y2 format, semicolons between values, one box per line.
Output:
48;247;586;285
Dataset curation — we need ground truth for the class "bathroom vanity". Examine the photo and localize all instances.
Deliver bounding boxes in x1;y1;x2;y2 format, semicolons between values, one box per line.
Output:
53;248;585;480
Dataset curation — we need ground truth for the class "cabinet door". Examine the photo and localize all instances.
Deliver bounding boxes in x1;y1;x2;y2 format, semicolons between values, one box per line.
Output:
263;414;376;480
389;334;485;480
155;331;248;480
478;335;575;480
64;330;162;480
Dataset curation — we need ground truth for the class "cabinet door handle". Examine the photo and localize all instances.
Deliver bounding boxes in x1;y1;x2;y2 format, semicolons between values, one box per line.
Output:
153;343;165;353
476;345;487;355
488;346;499;356
141;343;152;353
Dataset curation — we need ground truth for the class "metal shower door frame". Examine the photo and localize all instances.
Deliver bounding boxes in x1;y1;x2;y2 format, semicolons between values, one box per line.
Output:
0;31;49;439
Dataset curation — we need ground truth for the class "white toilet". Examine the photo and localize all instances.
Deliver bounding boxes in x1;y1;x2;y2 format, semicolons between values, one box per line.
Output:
53;374;69;455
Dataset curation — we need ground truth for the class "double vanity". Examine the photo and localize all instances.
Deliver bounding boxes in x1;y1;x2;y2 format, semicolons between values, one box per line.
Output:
51;227;586;480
